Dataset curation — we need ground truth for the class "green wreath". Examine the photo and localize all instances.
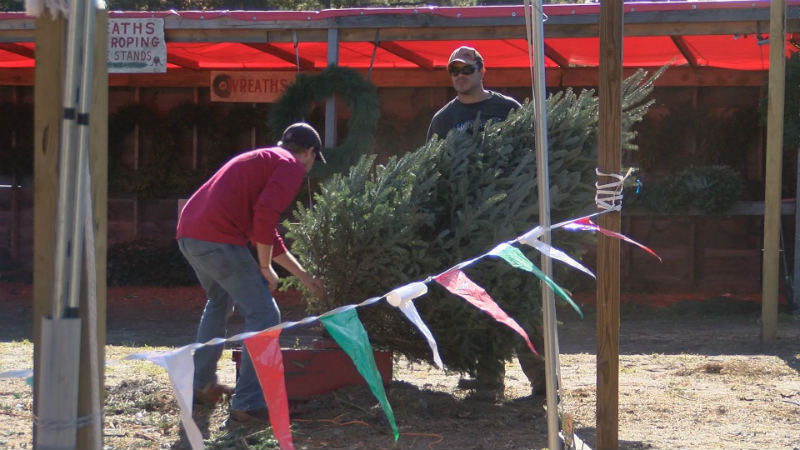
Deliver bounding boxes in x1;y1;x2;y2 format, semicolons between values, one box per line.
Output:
269;65;380;178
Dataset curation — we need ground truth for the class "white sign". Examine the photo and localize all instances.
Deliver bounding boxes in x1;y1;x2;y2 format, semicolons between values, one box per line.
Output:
210;71;297;103
108;18;167;73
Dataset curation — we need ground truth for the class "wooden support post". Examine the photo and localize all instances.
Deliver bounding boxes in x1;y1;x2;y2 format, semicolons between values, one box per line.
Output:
596;1;623;449
32;9;107;449
762;0;786;341
32;10;66;448
76;10;108;449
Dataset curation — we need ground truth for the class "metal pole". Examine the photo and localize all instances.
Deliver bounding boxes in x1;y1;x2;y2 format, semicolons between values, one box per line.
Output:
526;1;560;449
68;0;98;312
325;28;338;148
75;2;102;448
51;0;87;319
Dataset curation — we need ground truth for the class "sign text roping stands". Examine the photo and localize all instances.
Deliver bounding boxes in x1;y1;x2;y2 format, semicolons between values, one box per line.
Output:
108;18;167;73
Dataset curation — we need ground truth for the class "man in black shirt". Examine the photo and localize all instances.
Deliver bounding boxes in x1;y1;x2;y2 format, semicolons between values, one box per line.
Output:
428;45;544;399
426;46;521;141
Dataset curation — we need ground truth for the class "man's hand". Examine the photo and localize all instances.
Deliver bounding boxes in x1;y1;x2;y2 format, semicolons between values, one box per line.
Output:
300;274;324;299
272;250;324;299
260;264;279;292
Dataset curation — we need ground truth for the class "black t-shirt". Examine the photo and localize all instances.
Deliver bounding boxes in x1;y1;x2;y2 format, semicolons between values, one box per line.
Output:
426;91;522;141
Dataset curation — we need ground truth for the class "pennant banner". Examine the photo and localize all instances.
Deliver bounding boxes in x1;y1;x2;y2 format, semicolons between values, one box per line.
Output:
2;208;666;449
523;238;596;279
131;348;204;450
399;300;443;369
244;329;295;450
564;217;662;261
320;309;399;441
434;269;538;356
489;243;583;319
386;282;443;368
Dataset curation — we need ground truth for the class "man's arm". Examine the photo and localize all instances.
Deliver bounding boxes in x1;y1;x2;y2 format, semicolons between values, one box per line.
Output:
273;251;324;299
256;242;279;291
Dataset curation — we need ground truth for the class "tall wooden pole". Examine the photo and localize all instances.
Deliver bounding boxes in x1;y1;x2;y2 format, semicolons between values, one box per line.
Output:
32;9;107;449
762;0;786;341
596;0;623;448
77;11;108;449
32;11;67;448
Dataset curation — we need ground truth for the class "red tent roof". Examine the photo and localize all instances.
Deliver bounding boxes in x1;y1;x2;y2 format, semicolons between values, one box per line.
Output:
0;2;797;76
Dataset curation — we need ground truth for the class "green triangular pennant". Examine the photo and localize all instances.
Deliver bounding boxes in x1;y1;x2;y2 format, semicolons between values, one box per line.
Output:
320;309;399;441
492;243;583;319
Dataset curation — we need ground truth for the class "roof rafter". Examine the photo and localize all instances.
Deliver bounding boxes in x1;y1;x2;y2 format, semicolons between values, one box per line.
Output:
246;43;315;70
543;43;569;69
670;36;699;67
0;42;33;58
377;41;434;69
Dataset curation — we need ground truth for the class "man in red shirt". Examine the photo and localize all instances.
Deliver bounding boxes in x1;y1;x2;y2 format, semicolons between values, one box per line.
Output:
177;122;324;424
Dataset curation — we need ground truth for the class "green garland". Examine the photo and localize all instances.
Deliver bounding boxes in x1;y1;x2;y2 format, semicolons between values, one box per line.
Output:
269;65;380;178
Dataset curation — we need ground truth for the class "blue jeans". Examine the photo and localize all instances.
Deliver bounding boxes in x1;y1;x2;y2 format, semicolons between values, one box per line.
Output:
177;237;280;411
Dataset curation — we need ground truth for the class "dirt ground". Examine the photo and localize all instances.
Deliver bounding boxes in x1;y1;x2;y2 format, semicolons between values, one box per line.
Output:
1;282;799;450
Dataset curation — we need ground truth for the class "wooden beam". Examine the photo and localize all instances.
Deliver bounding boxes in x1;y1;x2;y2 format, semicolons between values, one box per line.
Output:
0;66;772;88
166;28;330;43
761;0;786;342
596;0;623;448
670;36;699;68
0;29;34;43
0;42;33;58
377;41;434;69
3;5;800;42
246;43;315;70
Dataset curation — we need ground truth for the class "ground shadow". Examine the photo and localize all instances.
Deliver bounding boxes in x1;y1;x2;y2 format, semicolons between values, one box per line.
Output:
558;298;800;374
179;381;554;450
573;427;652;450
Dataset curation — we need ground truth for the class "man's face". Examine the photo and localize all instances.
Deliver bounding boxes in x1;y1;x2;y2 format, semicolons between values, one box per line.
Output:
297;147;316;173
449;63;482;95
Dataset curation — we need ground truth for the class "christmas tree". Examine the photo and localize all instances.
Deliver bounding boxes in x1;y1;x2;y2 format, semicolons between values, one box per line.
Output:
286;68;660;385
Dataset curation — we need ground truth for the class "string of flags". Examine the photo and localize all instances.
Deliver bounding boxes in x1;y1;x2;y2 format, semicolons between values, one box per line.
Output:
0;211;660;450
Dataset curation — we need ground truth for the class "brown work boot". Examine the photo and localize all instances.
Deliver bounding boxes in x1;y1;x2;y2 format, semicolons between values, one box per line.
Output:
230;407;270;425
471;358;505;401
517;351;546;396
193;383;234;405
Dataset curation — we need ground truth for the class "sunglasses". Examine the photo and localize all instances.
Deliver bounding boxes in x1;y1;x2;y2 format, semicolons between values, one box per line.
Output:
448;65;478;77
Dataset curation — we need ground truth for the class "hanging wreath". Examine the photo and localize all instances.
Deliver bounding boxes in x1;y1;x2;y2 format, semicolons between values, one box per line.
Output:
269;65;380;178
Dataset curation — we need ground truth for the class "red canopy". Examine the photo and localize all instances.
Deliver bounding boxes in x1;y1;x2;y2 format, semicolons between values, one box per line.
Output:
0;2;797;75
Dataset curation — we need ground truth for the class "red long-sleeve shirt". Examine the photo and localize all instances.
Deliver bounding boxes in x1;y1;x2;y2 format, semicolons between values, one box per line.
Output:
176;146;305;257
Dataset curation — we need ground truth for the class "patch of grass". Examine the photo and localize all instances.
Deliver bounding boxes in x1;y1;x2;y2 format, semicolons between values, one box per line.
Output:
702;362;724;374
206;427;280;450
